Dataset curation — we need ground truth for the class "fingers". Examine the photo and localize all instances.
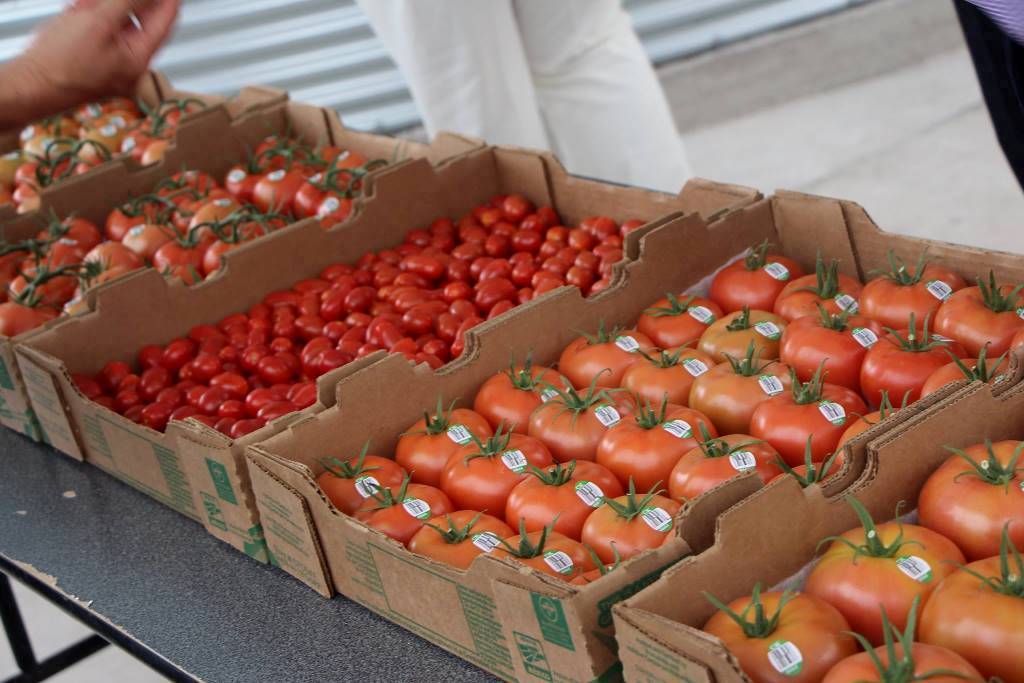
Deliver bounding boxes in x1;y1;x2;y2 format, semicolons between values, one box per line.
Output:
95;0;141;25
121;0;180;66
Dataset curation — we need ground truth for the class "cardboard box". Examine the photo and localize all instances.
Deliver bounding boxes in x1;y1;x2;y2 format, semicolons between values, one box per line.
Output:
13;147;754;566
0;91;480;444
246;190;1024;681
612;374;1024;683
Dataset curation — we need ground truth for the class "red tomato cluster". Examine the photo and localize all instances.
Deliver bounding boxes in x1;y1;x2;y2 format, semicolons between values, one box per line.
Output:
2;97;207;213
705;438;1024;683
76;197;641;439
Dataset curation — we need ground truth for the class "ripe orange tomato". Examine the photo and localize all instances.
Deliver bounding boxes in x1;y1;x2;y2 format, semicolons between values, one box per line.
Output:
859;315;967;408
933;272;1024;356
580;482;681;563
859;252;966;329
779;311;884;394
773;255;862;322
557;324;653;389
406;510;513;569
704;586;856;683
472;360;565;433
805;499;965;645
315;445;408;515
440;427;553;515
491;524;596;581
918;440;1024;560
750;366;867;466
620;347;716;407
356;478;453;545
709;243;804;313
835;391;902;450
505;460;622;540
919;346;1009;398
689;344;792;435
919;531;1024;682
823;643;980;683
698;308;787;363
395;401;493;487
636;293;722;348
122;223;174;261
0;302;58;336
84;241;144;272
597;401;717;492
669;431;781;499
528;380;635;462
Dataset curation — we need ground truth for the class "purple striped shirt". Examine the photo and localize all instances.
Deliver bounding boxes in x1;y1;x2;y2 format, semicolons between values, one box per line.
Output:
970;0;1024;45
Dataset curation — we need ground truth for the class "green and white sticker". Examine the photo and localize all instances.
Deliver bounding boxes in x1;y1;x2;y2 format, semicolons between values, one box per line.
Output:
593;404;622;427
540;388;559;403
402;498;432;520
688;306;715;324
319;196;341;216
754;321;782;340
446;424;473;444
472;532;501;552
767;640;803;676
615;335;641;353
682;358;709;377
834;293;859;313
926;280;953;301
574;481;605;508
662;419;693;439
763;262;791;281
227;168;247;184
729;451;757;471
896;555;933;582
818;400;847;426
851;327;879;348
501;449;528;473
543;550;575;575
121;136;137;152
758;375;785;396
266;169;287;181
99;124;118;137
354;475;381;498
640;506;673;532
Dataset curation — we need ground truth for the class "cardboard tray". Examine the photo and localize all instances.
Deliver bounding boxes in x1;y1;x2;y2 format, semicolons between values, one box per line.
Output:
0;91;481;444
612;374;1024;683
13;147;754;567
246;190;1024;681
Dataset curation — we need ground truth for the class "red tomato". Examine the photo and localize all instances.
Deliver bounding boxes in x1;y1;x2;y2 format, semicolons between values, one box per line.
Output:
315;445;408;515
698;308;787;363
620;348;717;407
773;255;862;322
580;481;681;563
395;402;493;487
919;346;1009;398
505;460;622;540
859;252;966;329
356;478;454;545
406;510;513;569
637;294;723;348
688;344;793;435
491;525;596;581
709;243;804;313
824;641;979;683
669;432;781;500
933;271;1024;356
472;361;566;433
252;169;306;213
528;380;635;463
558;325;654;389
780;310;884;394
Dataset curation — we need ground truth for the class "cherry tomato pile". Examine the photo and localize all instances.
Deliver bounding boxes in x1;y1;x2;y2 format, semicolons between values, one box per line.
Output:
703;436;1024;683
2;96;207;213
312;241;1024;584
75;195;643;438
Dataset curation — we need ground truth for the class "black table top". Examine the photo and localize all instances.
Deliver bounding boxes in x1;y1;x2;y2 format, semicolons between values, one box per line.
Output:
0;428;494;682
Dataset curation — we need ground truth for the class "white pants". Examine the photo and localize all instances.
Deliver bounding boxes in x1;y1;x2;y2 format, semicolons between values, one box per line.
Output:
356;0;691;192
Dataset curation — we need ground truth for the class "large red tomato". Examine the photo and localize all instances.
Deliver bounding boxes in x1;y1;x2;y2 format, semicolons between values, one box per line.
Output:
355;478;453;545
805;498;965;645
395;400;493;487
620;347;717;407
669;431;781;500
637;293;722;348
688;343;792;435
709;243;805;313
918;440;1024;560
491;523;597;581
698;308;787;363
528;379;635;462
505;460;623;540
580;481;681;563
933;271;1024;356
859;252;966;329
557;324;653;389
773;255;862;322
835;391;903;450
750;365;867;466
315;444;408;515
824;642;980;683
779;310;884;394
919;345;1010;398
704;585;856;683
406;510;514;569
472;360;565;433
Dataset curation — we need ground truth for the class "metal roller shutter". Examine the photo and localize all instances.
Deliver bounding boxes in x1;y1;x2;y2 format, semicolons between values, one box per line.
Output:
0;0;872;132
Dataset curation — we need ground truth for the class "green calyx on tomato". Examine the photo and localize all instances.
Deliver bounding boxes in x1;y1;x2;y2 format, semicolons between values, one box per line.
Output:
703;582;794;639
944;344;1008;384
320;440;379;480
787;361;829;405
695;422;762;459
632;395;675;430
253;135;321;173
796;253;845;299
845;597;969;683
636;347;688;369
526;460;579;487
359;474;414;512
422;510;489;545
410;396;461;436
583;542;622;578
741;239;774;271
818;496;920;561
883;313;948;353
644;293;700;319
461;421;515;464
774;436;843;487
537;374;620;421
142;98;206;136
814;301;855;331
308;153;387;196
957;524;1024;598
14;260;99;308
873;249;931;287
496;518;558;559
576;319;626;346
976;270;1024;313
722;342;775;377
725;306;755;332
602;478;666;523
946;439;1024;492
503;353;549;391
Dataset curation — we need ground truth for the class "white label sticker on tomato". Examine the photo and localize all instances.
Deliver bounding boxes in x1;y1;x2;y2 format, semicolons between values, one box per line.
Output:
267;169;286;181
85;104;102;118
688;306;715;324
446;424;473;445
834;293;859;313
501;449;528;474
767;640;804;676
121;137;136;152
896;555;933;583
614;335;640;353
729;451;757;471
763;262;791;281
931;334;954;344
758;375;785;396
318;197;341;216
593;405;621;427
818;400;847;426
926;280;953;301
471;532;501;553
128;224;146;237
213;198;232;207
682;358;709;377
109;115;127;128
402;497;432;520
641;506;673;532
754;322;782;340
540;389;559;403
662;419;693;439
354;475;381;498
99;124;118;137
227;169;247;183
851;327;878;348
574;481;605;508
20;126;34;142
309;172;323;183
543;550;575;575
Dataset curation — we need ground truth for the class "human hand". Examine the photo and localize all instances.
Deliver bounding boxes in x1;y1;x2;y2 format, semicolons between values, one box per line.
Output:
12;0;180;119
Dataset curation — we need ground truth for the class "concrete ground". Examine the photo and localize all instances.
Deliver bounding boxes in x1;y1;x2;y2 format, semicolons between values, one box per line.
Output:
2;0;1020;680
